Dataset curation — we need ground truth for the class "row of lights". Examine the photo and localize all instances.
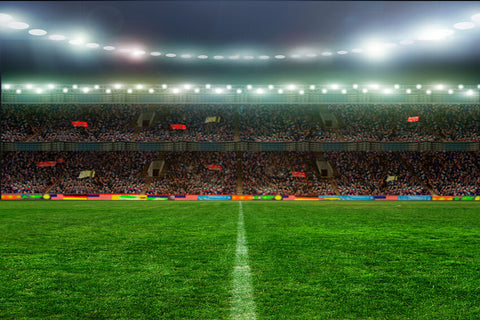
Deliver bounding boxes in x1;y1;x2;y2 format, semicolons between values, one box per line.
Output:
3;83;480;96
1;12;480;61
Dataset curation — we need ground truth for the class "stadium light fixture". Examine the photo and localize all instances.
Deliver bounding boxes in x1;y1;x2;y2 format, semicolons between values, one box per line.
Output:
94;85;99;89
198;55;208;59
243;55;254;60
194;88;200;93
28;29;47;36
63;88;68;93
299;90;305;95
213;55;224;60
148;89;154;93
458;84;464;89
36;88;43;94
426;90;432;95
322;89;328;94
352;48;364;53
0;13;13;24
166;53;176;57
306;52;317;58
278;89;284;94
322;52;332;56
247;85;252;90
226;85;232;90
162;84;168;89
478;84;480;89
288;84;296;90
291;54;301;59
352;84;358;89
215;88;223;94
256;88;264;94
206;84;211;89
448;89;454;94
127;89;132;94
269;85;274;90
106;89;111;93
114;84;122;89
47;84;55;89
435;84;444;90
466;90;474;96
237;89;242;94
454;22;475;30
8;21;29;29
181;54;192;59
416;84;422;89
337;50;348;55
471;13;480;23
86;43;99;49
103;46;115;51
172;88;180;94
229;55;240;60
136;84;143;90
417;28;454;41
3;84;11;89
69;39;84;46
394;84;400;89
406;89;412;94
310;85;316;90
150;51;161;56
72;84;78;89
274;55;286;59
16;89;21;94
183;84;191;90
384;88;392;94
330;84;339;90
342;89;347;94
362;88;368;93
259;55;270;60
26;84;33;90
82;87;90;93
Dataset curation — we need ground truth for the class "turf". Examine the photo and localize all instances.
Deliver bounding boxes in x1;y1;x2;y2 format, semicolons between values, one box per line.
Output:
1;201;480;319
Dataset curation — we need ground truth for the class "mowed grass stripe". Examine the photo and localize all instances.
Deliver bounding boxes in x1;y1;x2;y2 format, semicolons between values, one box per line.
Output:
0;201;238;319
231;202;257;320
243;202;480;320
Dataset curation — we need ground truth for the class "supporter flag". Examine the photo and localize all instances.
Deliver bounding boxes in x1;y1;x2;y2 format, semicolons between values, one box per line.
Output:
78;170;95;179
72;121;89;127
407;116;419;122
386;175;398;182
291;171;306;178
37;161;57;167
170;124;187;130
205;116;221;123
206;164;222;171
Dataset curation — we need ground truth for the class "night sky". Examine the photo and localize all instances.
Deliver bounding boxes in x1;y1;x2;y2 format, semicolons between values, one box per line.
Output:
1;1;480;84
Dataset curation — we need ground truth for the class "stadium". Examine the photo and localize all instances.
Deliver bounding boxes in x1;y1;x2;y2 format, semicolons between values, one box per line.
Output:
1;1;480;319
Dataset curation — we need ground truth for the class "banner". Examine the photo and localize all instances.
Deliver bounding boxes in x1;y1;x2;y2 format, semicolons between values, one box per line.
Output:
432;196;453;201
291;171;306;178
72;121;88;127
386;175;398;182
205;116;221;123
294;197;319;201
339;196;375;200
147;195;169;200
232;195;254;201
398;195;432;201
374;196;399;201
319;196;342;200
38;161;57;167
198;195;232;200
78;170;95;179
170;124;187;130
407;116;419;122
206;164;222;171
1;194;22;200
253;195;275;200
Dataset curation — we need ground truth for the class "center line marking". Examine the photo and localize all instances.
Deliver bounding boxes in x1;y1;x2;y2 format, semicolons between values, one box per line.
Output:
231;201;257;320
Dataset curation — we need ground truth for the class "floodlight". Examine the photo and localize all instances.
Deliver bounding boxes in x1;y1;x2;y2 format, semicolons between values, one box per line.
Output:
183;84;191;90
426;90;432;95
394;84;400;89
172;88;180;94
322;89;328;93
136;84;143;90
299;90;305;95
478;85;480;89
278;89;284;94
229;55;240;60
72;84;78;89
36;88;43;94
118;48;131;54
330;84;339;90
0;13;13;24
352;48;364;53
26;84;33;89
16;89;21;94
94;85;99;89
243;56;254;60
406;89;411;94
132;50;146;57
341;89;347;94
166;53;176;57
206;84;211;89
454;22;475;30
49;34;66;41
28;29;47;36
384;88;391;94
471;13;480;23
215;88;223;94
416;84;422;89
194;88;200;93
259;55;270;60
435;84;444;90
162;84;168;89
114;84;122;89
256;88;264;94
237;89;242;94
181;54;192;59
321;52;332;56
417;29;454;41
198;55;208;59
82;87;90;93
48;84;55;89
274;55;286;59
63;88;68;93
69;39;84;45
103;46;115;51
86;43;99;49
8;21;29;29
291;54;301;59
213;55;224;60
337;50;348;55
306;53;317;58
247;85;252;90
448;89;454;94
225;85;231;90
148;89;154;93
362;89;368;93
127;89;132;94
352;84;358;89
458;84;464;89
106;89;111;93
466;90;474;96
3;84;11;89
268;85;274;90
288;84;296;90
310;85;316;90
150;51;161;56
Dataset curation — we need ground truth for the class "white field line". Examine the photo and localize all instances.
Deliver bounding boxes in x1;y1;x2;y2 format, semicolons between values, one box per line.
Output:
231;201;257;320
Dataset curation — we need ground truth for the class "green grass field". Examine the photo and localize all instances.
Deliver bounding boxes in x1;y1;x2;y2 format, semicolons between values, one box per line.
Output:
1;201;479;319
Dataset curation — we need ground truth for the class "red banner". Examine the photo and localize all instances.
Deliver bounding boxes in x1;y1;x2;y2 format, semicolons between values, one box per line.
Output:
170;124;187;130
72;121;88;127
407;116;419;122
206;164;222;171
38;161;57;167
291;171;306;178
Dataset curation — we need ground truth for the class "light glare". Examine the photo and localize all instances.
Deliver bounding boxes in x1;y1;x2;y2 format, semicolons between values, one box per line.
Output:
103;46;115;51
28;29;47;36
454;22;475;30
49;34;66;41
8;21;29;29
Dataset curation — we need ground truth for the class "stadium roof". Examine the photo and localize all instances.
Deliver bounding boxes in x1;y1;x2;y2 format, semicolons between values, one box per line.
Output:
1;1;480;84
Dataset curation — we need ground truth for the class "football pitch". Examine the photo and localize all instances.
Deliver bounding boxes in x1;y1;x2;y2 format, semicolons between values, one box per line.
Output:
1;201;479;319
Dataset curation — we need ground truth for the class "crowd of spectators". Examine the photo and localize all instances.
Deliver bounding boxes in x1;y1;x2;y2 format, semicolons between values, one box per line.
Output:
324;151;427;195
135;105;234;142
401;151;480;196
